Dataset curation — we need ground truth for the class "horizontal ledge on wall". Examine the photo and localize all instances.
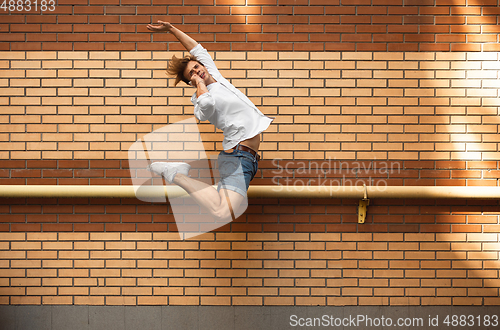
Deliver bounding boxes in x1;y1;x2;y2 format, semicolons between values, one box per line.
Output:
0;185;499;200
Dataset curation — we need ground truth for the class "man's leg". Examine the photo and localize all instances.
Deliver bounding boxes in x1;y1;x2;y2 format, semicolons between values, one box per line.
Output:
173;173;245;221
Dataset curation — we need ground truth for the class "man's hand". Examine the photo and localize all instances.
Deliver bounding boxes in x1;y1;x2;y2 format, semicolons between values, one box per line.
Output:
191;73;208;98
147;20;174;32
190;73;204;88
147;20;198;56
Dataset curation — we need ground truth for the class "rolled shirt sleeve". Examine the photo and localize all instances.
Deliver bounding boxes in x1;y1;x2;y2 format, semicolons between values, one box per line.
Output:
192;92;216;121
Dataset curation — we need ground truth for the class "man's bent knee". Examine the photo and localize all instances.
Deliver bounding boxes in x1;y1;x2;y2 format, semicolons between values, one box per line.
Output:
210;206;234;222
209;188;246;221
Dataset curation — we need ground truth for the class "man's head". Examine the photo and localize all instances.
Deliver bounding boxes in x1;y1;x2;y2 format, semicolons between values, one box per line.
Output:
167;55;211;86
183;60;212;86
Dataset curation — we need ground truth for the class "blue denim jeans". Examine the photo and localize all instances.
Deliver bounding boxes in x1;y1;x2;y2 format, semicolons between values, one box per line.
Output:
216;148;259;197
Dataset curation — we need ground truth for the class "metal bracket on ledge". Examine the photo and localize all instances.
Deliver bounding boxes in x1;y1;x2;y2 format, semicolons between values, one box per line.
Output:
358;184;370;224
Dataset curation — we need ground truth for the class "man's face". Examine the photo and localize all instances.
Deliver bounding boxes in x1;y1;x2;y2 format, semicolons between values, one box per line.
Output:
184;60;209;84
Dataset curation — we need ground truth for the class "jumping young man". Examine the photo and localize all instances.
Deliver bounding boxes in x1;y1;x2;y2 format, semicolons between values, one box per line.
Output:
146;21;273;222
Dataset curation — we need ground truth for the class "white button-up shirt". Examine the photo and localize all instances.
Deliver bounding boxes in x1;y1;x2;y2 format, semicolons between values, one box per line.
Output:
189;44;274;150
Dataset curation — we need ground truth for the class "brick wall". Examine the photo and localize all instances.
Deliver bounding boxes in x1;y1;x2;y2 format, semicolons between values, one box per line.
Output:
1;2;500;308
1;232;499;306
1;51;499;161
2;0;500;52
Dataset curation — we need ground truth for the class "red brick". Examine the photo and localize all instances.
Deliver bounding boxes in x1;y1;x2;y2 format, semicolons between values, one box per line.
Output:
373;34;404;42
135;7;166;15
451;7;481;15
42;224;73;232
419;7;450;15
74;43;105;51
483;225;500;233
89;34;120;42
74;6;104;14
0;215;26;223
88;16;120;24
404;16;434;25
277;0;307;4
417;225;449;233
419;25;450;34
26;215;56;223
468;35;498;43
389;7;417;15
436;34;466;43
57;160;88;169
388;225;420;233
89;0;119;3
341;16;371;24
11;224;41;232
11;42;41;50
74;25;104;33
452;43;481;51
10;24;41;33
451;25;481;33
310;0;340;4
467;16;497;25
342;34;372;42
137;224;169;231
436;16;466;25
419;43;450;52
0;34;26;42
26;15;57;24
58;215;88;223
26;160;57;169
436;0;465;4
0;16;25;23
215;0;244;3
74;224;104;231
106;224;136;232
41;24;72;33
294;7;325;15
357;26;387;33
263;43;293;51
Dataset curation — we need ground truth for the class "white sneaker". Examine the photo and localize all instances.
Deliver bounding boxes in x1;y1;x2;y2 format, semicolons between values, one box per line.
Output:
147;162;191;183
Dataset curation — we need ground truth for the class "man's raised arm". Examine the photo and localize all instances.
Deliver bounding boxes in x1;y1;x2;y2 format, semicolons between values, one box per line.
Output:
147;21;197;51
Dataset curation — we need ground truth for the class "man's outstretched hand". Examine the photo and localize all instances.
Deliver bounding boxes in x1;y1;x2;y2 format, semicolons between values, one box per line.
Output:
147;21;174;32
146;20;198;58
